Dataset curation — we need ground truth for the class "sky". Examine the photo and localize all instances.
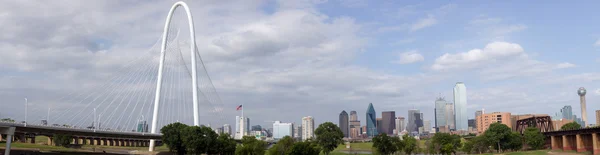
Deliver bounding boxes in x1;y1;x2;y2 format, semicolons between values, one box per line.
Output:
1;0;600;130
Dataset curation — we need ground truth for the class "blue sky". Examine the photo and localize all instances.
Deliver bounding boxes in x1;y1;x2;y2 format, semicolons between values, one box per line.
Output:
1;0;600;130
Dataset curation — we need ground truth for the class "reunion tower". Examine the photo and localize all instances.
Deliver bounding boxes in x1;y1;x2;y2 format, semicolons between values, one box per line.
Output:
578;87;588;127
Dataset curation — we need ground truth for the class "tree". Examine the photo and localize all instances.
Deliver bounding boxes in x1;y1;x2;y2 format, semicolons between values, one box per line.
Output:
483;123;512;152
268;136;295;155
181;125;219;154
462;136;490;154
461;139;474;154
1;118;15;123
288;141;322;155
507;132;523;151
160;122;189;155
523;127;545;150
402;134;418;155
53;134;73;147
471;136;490;154
235;136;266;155
216;133;237;155
431;133;461;154
561;122;581;130
314;122;344;155
372;134;397;155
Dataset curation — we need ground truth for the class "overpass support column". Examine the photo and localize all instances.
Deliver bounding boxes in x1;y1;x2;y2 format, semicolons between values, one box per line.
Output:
564;135;574;151
118;139;123;146
85;137;90;145
593;133;599;155
47;137;53;146
552;136;558;150
124;140;129;147
16;134;25;143
73;137;78;144
577;134;584;152
79;137;84;145
29;136;35;144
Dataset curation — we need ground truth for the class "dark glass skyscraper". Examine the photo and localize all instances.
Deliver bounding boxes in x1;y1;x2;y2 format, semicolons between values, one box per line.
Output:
339;110;349;138
366;103;377;137
381;111;396;135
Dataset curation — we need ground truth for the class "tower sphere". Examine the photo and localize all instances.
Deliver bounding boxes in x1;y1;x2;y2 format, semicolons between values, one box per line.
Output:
578;87;586;96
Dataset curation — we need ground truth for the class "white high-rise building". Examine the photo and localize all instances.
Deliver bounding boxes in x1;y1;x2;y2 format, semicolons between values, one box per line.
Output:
273;121;294;140
395;117;405;135
302;116;315;141
235;116;250;139
454;82;468;131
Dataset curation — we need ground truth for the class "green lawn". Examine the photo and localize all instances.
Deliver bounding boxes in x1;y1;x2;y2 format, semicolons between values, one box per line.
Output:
0;142;83;152
334;142;373;151
481;150;589;155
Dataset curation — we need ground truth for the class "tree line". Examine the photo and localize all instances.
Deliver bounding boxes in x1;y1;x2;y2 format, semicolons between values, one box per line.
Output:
161;122;345;155
372;122;549;155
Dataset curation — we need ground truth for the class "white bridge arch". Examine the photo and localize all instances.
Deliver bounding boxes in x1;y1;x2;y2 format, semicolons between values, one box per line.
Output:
150;1;201;151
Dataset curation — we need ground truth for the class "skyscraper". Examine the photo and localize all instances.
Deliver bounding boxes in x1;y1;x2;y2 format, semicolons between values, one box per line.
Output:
596;110;600;126
423;120;431;132
349;110;360;139
376;118;383;134
235;116;250;139
294;125;302;138
137;120;148;133
302;116;315;141
435;97;447;129
578;87;588;127
454;82;468;131
561;106;574;120
350;111;358;121
251;125;262;131
382;111;396;135
223;124;232;136
445;103;455;130
339;110;349;138
395;117;405;133
366;103;377;137
273;121;293;140
407;109;422;133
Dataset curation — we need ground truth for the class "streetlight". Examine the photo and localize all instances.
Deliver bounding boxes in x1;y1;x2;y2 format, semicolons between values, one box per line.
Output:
93;108;96;132
24;98;27;127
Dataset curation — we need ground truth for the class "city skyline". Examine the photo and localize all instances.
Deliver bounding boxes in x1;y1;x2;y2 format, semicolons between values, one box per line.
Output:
1;0;600;130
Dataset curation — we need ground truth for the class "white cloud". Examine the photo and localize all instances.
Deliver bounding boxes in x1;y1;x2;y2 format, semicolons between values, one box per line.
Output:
595;89;600;96
594;39;600;46
337;0;368;8
431;41;525;71
556;62;576;69
392;50;424;64
410;15;437;32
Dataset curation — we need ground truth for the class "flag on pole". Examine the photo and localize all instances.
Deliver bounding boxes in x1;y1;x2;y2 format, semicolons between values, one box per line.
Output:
236;105;243;111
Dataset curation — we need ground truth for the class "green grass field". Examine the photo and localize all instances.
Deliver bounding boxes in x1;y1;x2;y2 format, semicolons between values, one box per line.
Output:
334;142;373;151
481;150;589;155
